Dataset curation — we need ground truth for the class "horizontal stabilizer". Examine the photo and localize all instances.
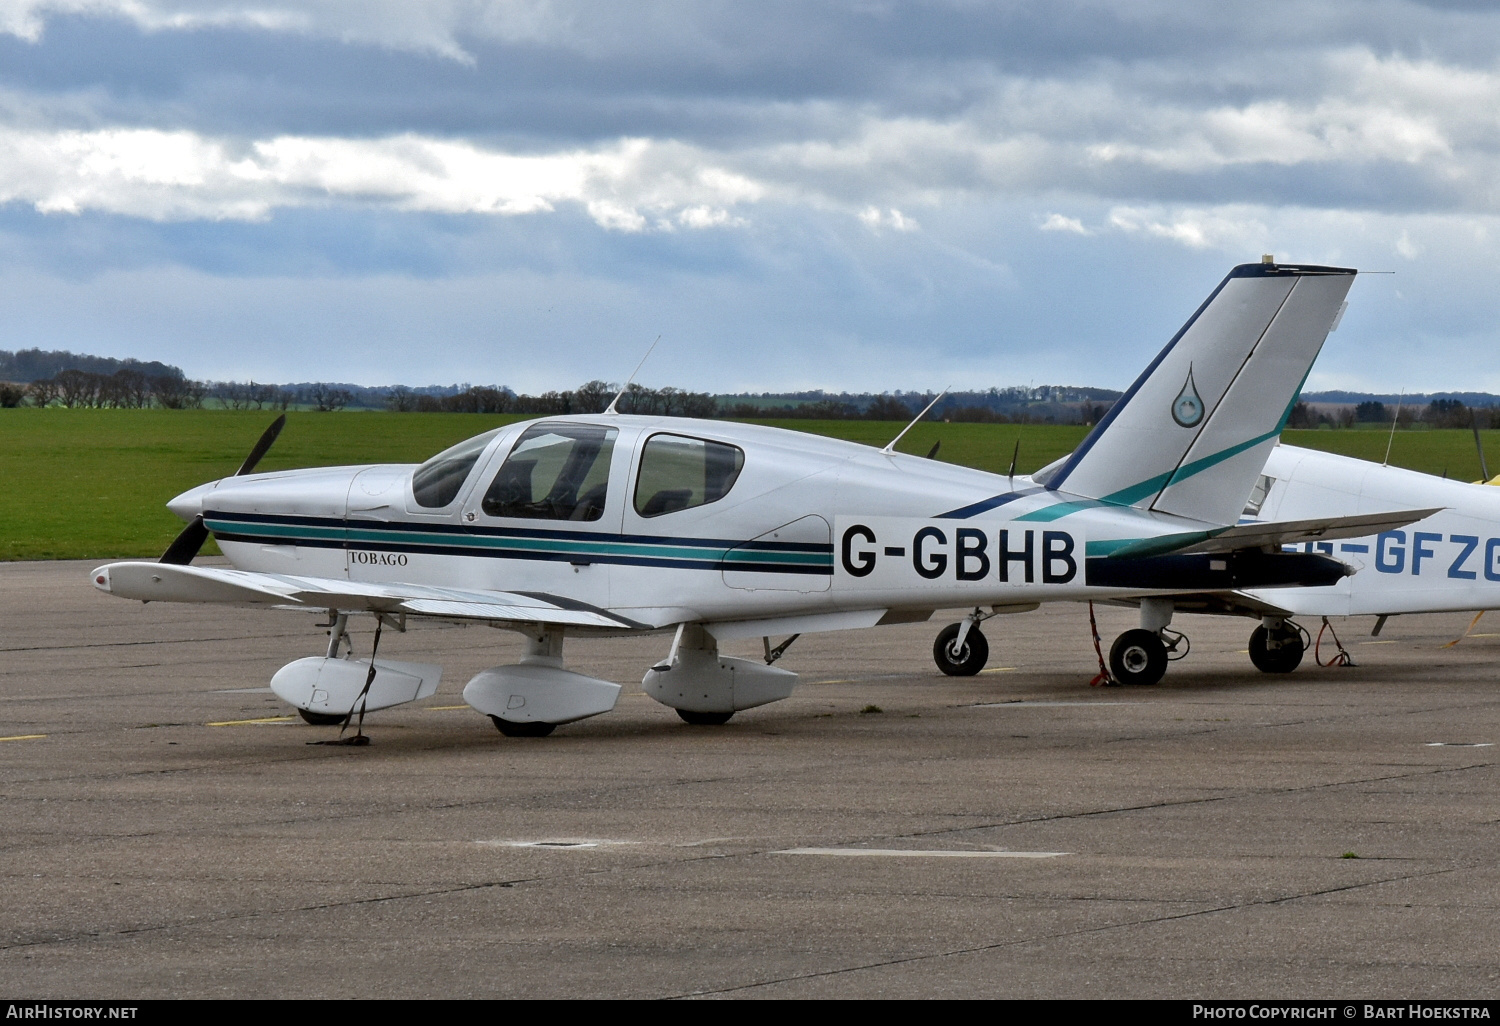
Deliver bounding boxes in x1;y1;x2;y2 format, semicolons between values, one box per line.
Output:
1106;507;1443;559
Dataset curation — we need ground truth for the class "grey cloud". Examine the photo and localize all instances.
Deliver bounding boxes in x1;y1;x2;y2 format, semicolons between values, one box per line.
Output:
2;1;1500;393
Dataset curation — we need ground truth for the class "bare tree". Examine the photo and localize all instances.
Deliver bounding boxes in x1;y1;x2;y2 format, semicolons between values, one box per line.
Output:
151;375;201;409
306;384;352;412
109;369;152;408
865;394;913;421
386;386;418;412
54;369;103;408
572;380;615;413
27;378;58;407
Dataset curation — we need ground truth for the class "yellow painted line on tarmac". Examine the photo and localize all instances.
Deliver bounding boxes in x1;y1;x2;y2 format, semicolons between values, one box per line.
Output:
426;705;471;711
979;667;1018;674
0;734;46;742
811;679;854;685
207;715;296;727
1359;640;1398;646
777;847;1067;859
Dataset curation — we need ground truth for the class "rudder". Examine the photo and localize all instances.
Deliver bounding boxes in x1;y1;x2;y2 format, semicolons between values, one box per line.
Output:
1041;262;1355;526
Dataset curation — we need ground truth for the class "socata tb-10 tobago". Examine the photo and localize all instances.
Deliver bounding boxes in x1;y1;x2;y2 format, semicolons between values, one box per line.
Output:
92;260;1434;738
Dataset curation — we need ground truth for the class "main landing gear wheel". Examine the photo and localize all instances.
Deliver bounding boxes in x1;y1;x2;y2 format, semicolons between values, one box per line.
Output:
1109;629;1168;686
1248;625;1305;673
933;623;989;676
677;709;734;725
490;715;556;737
298;709;347;726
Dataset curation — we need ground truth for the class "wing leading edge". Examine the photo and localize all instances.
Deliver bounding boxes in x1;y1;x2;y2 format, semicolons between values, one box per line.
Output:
90;561;649;630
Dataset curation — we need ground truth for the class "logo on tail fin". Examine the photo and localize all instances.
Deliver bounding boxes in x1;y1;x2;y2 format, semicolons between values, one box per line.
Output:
1172;366;1204;427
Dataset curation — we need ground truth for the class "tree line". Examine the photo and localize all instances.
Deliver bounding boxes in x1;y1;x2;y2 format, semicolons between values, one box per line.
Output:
0;372;358;411
0;348;182;383
4;357;1494;431
1287;398;1500;430
385;380;722;417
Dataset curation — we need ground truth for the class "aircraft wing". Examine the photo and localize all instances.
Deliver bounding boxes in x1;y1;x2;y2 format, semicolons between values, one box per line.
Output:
90;561;650;630
1106;508;1444;559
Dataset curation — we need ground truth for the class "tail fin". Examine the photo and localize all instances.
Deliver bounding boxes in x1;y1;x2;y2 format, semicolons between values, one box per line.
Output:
1041;261;1355;526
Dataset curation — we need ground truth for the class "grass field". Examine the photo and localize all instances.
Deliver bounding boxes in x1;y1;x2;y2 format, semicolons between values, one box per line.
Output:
2;408;1494;560
0;409;532;561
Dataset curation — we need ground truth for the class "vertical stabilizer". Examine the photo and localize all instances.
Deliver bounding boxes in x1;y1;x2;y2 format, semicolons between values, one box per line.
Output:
1043;262;1356;526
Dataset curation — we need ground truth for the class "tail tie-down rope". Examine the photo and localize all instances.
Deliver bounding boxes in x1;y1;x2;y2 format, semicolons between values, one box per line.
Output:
1315;616;1355;668
1088;602;1118;687
1442;610;1484;649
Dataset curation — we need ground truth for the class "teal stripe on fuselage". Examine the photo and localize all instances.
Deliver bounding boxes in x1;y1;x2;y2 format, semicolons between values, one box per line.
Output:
1015;499;1105;522
212;521;346;542
208;516;832;569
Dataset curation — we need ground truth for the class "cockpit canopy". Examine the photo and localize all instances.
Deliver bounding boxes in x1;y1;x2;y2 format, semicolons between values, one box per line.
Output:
409;420;747;521
411;428;502;509
482;423;617;522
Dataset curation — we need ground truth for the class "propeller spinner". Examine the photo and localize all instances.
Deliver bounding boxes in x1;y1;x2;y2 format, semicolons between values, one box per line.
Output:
159;414;286;565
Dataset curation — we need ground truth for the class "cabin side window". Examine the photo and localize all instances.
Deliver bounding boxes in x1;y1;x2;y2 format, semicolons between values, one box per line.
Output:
411;430;499;509
633;434;745;518
481;424;618;521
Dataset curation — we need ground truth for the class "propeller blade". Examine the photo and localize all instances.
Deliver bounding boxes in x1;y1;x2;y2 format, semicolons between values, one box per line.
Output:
159;516;209;565
236;414;286;477
162;415;287;565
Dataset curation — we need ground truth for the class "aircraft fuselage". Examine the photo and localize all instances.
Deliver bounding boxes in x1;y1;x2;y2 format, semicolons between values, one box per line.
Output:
169;414;1345;633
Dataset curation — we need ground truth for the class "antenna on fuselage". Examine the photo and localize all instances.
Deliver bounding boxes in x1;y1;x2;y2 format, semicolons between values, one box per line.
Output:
881;388;948;455
1383;389;1404;467
1472;409;1491;481
1007;439;1020;483
605;335;662;415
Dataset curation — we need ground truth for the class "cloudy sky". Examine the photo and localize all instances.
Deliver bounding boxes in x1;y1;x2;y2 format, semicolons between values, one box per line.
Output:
1;0;1497;394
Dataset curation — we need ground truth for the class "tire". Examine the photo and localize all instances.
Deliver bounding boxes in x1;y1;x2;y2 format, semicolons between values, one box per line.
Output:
298;709;347;726
1248;625;1304;673
933;623;989;676
1109;629;1168;686
677;709;734;725
490;716;557;737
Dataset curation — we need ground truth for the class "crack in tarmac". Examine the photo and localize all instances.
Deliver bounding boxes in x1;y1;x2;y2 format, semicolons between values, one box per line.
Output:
666;863;1464;998
0;760;1486;960
897;759;1496;843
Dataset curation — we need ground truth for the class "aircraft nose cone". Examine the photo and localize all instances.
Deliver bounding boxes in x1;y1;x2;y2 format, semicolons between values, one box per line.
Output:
167;482;215;522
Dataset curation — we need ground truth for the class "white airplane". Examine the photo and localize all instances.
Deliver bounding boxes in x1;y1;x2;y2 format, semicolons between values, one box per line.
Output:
90;261;1433;737
1211;443;1500;668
